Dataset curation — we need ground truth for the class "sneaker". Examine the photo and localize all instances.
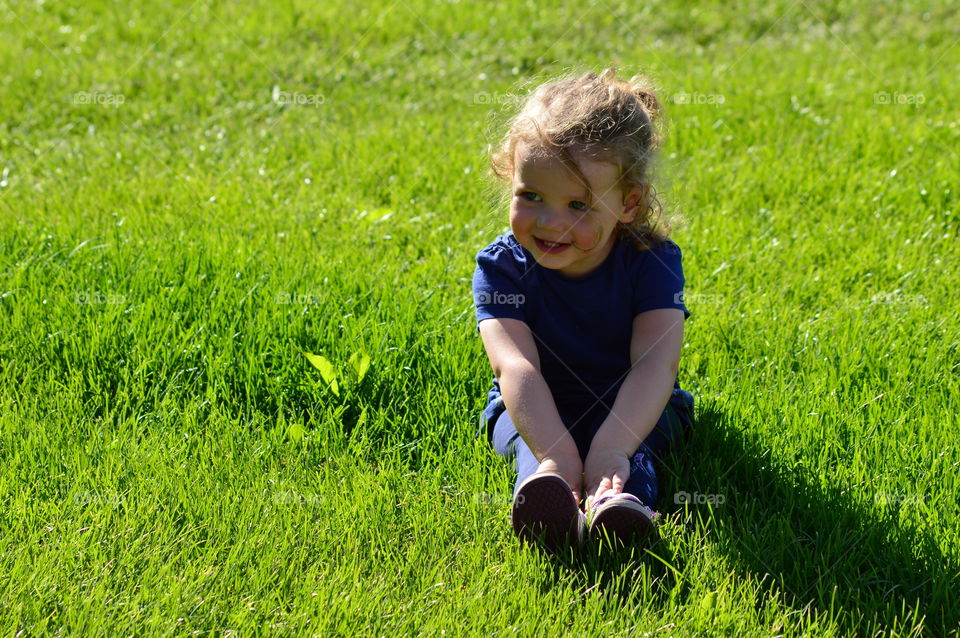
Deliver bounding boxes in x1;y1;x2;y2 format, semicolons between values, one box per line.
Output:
587;489;659;547
511;472;584;553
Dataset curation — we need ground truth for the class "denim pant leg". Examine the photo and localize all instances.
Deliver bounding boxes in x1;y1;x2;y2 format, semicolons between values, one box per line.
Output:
620;387;696;507
491;404;541;497
485;387;695;505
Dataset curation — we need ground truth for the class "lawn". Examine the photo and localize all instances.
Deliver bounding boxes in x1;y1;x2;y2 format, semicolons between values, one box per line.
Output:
1;0;958;635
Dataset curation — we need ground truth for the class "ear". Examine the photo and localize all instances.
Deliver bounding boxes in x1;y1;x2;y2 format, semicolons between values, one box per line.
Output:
620;184;649;223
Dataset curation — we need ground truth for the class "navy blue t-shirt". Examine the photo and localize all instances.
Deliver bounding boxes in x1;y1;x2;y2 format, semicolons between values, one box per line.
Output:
472;231;689;438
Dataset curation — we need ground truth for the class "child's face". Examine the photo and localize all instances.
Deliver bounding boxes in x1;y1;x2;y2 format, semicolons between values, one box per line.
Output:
509;141;641;278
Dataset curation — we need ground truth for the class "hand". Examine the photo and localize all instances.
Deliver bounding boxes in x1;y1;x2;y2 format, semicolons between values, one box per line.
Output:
535;451;584;505
583;447;631;510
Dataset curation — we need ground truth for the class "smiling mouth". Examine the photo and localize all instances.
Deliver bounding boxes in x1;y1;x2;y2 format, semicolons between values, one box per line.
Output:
534;237;571;253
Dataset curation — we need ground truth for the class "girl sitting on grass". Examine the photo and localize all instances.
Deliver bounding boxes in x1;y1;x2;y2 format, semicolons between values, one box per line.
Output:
472;67;695;553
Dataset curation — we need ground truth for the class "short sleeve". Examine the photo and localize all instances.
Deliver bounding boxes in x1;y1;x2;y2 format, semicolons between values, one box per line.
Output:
631;239;690;319
472;244;527;329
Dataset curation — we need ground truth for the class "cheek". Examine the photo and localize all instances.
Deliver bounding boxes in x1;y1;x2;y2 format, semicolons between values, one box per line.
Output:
509;202;535;229
570;216;605;248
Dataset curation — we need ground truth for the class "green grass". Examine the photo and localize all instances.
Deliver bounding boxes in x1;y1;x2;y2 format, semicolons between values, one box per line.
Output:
1;0;958;635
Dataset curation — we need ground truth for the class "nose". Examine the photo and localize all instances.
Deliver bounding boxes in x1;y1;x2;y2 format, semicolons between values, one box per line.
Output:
535;207;567;233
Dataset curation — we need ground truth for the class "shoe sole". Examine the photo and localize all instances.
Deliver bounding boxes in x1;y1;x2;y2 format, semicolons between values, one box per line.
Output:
589;499;658;547
511;473;582;553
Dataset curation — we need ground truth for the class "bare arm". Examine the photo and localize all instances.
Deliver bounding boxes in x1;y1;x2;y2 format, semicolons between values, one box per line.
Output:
584;308;686;501
478;317;583;498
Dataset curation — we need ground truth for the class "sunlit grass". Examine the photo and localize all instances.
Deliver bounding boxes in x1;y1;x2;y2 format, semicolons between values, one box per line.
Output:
1;0;958;635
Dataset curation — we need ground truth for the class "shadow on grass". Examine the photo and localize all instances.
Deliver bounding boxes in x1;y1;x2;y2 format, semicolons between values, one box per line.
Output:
526;534;680;616
552;403;958;635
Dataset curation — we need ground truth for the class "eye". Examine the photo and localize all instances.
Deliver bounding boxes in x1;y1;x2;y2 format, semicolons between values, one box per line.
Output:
569;201;589;212
519;191;541;202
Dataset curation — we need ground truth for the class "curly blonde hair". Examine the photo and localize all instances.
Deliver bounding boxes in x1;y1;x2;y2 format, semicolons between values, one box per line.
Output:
489;67;673;250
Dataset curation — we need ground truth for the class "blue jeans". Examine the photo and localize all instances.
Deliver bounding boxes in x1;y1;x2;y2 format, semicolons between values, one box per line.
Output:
483;385;695;508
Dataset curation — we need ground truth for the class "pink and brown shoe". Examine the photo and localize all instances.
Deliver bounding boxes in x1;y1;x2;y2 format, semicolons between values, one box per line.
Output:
587;490;659;547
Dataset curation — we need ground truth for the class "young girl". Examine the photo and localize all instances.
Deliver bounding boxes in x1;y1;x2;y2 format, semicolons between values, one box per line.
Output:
472;68;695;553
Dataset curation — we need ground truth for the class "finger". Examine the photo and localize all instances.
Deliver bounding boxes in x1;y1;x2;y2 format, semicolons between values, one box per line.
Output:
611;472;625;494
594;477;612;502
